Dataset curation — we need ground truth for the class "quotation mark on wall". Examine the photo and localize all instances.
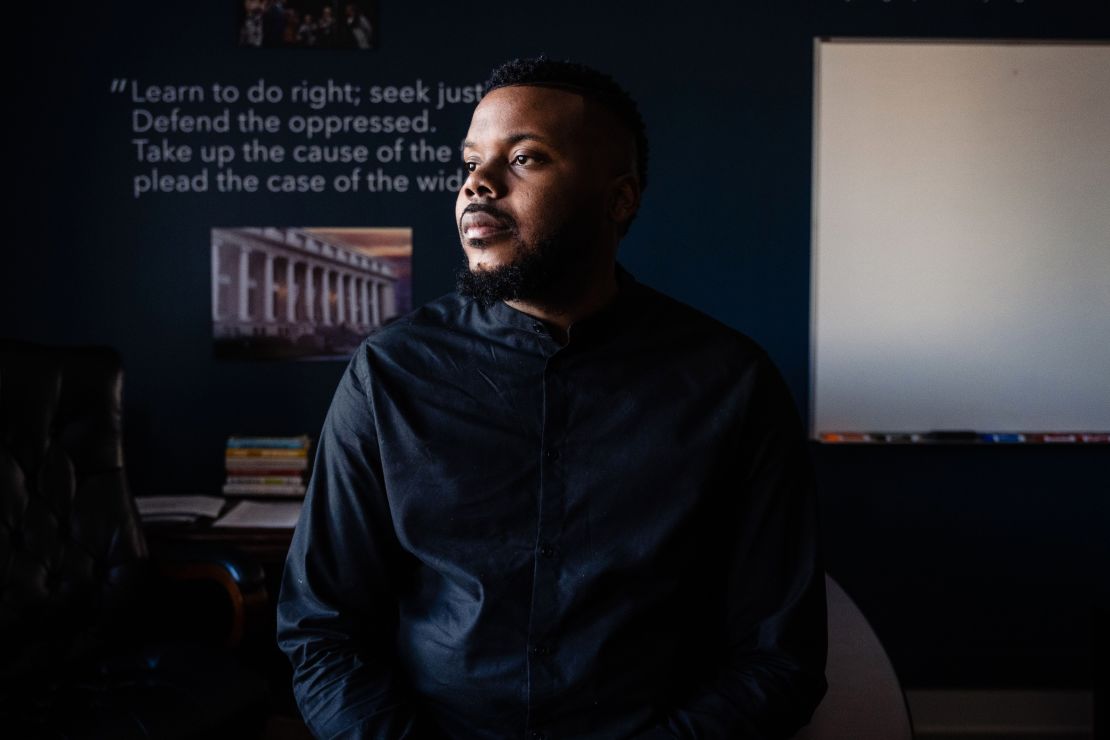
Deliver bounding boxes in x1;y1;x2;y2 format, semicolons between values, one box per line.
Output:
110;79;128;94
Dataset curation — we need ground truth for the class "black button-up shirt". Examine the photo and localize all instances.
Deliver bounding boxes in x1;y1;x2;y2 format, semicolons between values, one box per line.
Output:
277;264;827;739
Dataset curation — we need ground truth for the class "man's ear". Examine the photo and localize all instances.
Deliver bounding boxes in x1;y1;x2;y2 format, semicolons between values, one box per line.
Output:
608;174;641;228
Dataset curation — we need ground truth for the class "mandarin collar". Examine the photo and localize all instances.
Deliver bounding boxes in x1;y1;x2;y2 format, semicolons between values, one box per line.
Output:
480;262;638;344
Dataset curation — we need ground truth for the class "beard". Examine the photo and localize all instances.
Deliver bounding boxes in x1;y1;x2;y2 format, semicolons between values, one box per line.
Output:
455;207;593;309
455;235;562;307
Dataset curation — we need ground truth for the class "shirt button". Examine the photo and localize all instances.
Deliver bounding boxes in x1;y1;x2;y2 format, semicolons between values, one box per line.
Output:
538;543;556;558
532;322;546;334
531;732;549;740
544;449;559;460
529;644;551;657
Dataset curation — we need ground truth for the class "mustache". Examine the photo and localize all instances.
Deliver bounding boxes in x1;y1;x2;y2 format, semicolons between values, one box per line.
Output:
459;203;517;230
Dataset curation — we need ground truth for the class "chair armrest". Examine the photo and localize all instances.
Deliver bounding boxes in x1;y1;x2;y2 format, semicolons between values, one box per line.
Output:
149;542;269;648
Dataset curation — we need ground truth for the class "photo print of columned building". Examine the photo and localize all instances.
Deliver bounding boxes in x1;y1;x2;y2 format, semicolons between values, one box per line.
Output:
211;226;412;360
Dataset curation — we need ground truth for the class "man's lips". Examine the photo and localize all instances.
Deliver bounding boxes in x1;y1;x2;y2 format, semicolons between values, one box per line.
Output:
460;210;512;240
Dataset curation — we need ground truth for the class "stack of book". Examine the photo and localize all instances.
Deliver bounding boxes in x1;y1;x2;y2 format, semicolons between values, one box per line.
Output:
223;435;311;497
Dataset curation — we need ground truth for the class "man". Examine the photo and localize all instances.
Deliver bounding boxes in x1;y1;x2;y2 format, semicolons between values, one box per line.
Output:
278;57;827;739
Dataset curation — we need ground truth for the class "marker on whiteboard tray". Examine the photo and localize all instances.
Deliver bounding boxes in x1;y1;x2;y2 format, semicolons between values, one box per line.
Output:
819;432;873;443
923;431;980;443
980;433;1025;443
873;432;917;443
1042;433;1078;443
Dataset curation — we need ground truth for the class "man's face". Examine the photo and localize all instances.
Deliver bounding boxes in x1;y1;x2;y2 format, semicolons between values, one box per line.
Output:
455;85;611;303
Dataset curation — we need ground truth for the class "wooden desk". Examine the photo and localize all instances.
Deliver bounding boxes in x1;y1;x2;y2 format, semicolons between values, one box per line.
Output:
146;520;295;566
143;496;300;569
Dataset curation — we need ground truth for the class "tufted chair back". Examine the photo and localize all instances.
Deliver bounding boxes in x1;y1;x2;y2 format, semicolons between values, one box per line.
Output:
0;340;149;684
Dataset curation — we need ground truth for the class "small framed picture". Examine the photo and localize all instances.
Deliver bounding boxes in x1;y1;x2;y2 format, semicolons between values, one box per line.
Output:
238;1;378;49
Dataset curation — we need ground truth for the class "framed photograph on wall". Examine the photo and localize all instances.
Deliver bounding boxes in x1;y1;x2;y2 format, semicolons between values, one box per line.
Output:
211;226;411;360
238;0;378;49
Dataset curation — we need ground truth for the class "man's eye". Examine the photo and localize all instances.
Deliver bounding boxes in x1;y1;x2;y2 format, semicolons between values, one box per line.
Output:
513;154;534;166
464;161;478;172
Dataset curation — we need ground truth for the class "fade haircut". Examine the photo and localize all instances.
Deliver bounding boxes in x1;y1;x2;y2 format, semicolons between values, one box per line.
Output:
483;57;650;197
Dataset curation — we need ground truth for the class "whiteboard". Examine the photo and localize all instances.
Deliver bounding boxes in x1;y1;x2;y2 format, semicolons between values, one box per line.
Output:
811;40;1110;436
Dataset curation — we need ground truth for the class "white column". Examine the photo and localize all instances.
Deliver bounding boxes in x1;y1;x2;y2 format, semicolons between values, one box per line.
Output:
370;280;381;326
238;246;250;321
263;252;275;322
321;269;332;325
347;274;358;325
335;272;346;324
285;259;297;323
304;264;315;322
360;279;370;327
347;273;356;323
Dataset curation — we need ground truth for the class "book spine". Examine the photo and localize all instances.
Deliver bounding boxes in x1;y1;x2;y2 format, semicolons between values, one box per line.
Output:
226;448;308;458
226;455;309;467
222;483;308;496
226;465;309;476
227;436;311;449
224;470;310;479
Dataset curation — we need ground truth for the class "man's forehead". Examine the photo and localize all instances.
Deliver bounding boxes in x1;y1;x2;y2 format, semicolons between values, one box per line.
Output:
463;85;590;145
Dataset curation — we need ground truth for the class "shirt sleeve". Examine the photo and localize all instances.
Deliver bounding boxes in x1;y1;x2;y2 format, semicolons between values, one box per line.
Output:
649;352;828;739
276;347;432;739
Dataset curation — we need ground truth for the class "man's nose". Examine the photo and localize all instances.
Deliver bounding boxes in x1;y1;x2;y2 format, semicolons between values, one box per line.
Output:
461;162;505;200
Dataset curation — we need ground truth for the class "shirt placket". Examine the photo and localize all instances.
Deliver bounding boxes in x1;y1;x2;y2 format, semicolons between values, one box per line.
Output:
525;322;568;740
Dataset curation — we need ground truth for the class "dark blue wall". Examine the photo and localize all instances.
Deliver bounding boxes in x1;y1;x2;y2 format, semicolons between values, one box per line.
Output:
7;0;1108;689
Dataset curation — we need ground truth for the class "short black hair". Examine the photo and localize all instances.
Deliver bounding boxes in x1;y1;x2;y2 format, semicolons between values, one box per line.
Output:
483;56;649;193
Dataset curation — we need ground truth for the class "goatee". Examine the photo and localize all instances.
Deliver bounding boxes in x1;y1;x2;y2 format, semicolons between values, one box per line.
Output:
456;235;581;308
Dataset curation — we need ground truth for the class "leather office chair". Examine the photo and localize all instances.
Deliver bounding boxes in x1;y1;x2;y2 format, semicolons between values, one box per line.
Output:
0;339;268;738
794;574;914;739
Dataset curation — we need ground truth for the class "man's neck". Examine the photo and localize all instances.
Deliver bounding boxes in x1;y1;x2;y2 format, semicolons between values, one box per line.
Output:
503;263;619;345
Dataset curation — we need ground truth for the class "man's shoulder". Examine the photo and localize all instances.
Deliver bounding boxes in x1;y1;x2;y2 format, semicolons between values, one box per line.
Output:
359;291;469;353
629;280;768;365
